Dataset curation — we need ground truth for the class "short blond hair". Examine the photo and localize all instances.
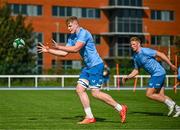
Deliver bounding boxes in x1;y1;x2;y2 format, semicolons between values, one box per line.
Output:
130;37;141;43
66;16;79;25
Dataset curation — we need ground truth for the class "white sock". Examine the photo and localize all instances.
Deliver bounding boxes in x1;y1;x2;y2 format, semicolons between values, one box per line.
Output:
164;99;175;108
84;107;94;118
115;104;122;112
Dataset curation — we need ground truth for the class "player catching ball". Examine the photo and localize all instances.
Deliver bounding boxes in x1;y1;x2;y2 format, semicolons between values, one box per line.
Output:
122;37;180;117
37;16;127;124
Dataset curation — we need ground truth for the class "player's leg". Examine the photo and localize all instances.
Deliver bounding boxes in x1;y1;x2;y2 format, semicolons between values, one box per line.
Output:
76;82;96;124
146;75;176;116
90;88;127;123
159;87;177;116
89;63;127;123
173;105;180;117
146;87;165;102
91;88;117;106
146;75;167;102
76;68;96;124
146;87;176;116
173;79;180;117
173;81;180;92
76;84;92;115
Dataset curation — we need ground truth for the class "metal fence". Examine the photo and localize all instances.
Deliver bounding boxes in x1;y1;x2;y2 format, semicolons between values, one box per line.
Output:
114;75;178;88
0;75;178;90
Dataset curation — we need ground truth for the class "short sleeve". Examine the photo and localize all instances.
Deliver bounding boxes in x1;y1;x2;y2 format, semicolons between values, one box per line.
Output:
77;30;88;44
133;59;139;69
143;48;157;57
66;38;71;46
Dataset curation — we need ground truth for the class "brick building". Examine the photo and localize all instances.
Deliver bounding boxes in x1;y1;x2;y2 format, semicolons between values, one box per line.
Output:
1;0;180;73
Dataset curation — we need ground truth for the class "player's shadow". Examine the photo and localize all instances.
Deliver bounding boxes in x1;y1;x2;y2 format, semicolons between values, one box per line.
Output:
130;111;165;116
61;115;120;123
61;115;106;122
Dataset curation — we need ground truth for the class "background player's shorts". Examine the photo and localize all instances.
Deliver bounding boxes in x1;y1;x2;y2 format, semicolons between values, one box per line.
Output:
78;63;104;89
103;76;110;84
148;75;165;88
178;76;180;81
178;67;180;80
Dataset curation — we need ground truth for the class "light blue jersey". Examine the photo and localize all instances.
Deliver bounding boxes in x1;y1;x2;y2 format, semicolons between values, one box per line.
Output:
66;27;103;68
133;47;166;76
178;67;180;80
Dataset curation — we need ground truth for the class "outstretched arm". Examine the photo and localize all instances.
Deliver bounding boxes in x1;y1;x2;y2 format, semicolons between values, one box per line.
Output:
52;39;84;53
37;42;68;56
122;69;139;85
174;81;180;88
156;51;177;71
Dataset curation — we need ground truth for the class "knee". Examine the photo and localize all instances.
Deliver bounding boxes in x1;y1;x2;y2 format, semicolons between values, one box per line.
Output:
91;91;99;98
76;85;85;94
146;92;152;99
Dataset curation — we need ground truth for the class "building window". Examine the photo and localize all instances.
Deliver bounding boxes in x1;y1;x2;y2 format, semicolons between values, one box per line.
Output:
67;7;72;16
52;59;57;68
37;5;42;15
117;37;133;57
93;35;101;45
52;6;100;19
87;9;94;18
62;60;81;69
60;7;65;16
62;60;72;69
33;32;43;74
34;32;43;43
72;61;81;69
13;4;19;14
9;4;42;16
110;9;143;33
151;35;174;46
151;10;174;21
52;6;58;16
52;33;69;43
52;33;100;45
21;5;27;14
110;0;142;6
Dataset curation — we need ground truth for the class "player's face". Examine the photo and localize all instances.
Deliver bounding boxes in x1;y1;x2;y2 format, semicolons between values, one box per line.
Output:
130;41;140;52
67;21;78;34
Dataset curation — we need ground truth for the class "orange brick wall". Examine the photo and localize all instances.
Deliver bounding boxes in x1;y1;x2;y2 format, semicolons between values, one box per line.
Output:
1;0;180;70
5;0;109;69
143;0;180;43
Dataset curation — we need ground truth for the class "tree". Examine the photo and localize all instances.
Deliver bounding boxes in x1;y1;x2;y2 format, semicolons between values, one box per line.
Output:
0;4;36;74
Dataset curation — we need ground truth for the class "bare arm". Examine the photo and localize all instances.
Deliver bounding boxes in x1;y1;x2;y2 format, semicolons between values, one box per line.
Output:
122;69;139;85
52;40;84;53
156;51;177;71
174;81;180;88
48;49;68;56
37;43;68;56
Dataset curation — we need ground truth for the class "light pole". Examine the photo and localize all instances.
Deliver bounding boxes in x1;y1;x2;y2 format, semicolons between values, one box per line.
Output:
55;22;60;73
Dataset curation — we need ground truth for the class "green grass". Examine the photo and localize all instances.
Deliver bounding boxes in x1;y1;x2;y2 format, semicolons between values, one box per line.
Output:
0;90;180;129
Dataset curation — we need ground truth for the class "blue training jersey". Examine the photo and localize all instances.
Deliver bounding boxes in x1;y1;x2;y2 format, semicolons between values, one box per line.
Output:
66;27;103;68
178;67;180;80
133;47;166;76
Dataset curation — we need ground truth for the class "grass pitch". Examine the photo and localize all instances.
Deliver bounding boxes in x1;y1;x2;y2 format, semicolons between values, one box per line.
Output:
0;90;180;130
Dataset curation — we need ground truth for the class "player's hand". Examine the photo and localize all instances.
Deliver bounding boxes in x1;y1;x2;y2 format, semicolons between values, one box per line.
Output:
37;42;49;53
170;64;177;72
173;84;177;93
122;77;127;85
51;39;59;49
